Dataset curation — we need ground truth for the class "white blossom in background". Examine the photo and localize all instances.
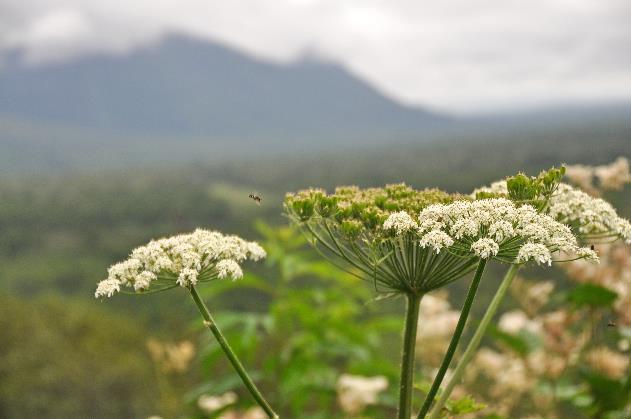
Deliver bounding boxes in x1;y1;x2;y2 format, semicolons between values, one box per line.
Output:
198;391;238;414
468;348;535;416
595;157;631;191
336;374;388;415
217;407;267;419
417;294;460;339
565;164;598;195
95;229;266;298
498;310;542;335
585;347;630;380
565;157;631;195
510;278;555;317
146;339;196;373
416;293;460;366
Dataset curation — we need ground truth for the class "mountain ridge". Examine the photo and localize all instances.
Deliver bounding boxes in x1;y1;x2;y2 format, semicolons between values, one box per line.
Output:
0;34;448;138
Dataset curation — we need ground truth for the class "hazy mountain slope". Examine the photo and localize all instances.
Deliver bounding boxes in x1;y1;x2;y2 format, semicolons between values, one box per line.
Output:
0;34;446;138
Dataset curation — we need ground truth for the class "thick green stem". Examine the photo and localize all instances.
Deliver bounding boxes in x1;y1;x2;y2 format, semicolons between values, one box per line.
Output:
425;263;519;419
417;259;487;418
398;293;422;419
189;286;279;419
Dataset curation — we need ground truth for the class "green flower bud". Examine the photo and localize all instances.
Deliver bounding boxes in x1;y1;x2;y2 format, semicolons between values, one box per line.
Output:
340;219;363;239
316;196;338;218
292;198;315;221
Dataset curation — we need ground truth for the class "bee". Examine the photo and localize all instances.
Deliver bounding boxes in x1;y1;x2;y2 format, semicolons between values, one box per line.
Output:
591;244;595;251
607;319;616;328
248;193;262;205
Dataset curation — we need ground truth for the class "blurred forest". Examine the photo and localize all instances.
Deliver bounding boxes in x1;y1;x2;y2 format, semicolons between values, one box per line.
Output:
0;129;630;418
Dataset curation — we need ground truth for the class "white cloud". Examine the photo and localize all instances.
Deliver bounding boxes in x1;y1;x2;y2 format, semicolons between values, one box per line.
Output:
1;0;630;112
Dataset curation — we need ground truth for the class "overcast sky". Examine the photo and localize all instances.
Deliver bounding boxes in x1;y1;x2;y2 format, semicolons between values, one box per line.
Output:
1;0;630;113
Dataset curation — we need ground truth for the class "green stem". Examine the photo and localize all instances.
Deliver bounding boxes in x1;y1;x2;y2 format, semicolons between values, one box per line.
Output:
417;259;487;418
189;286;279;419
398;293;423;419
425;263;519;419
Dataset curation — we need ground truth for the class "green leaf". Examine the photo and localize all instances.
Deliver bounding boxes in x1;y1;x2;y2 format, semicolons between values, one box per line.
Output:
583;370;629;413
567;283;618;308
445;394;486;415
486;324;531;356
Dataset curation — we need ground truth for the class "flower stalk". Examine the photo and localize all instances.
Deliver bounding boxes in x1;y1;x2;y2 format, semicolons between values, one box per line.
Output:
189;286;278;419
424;263;519;419
417;259;487;418
398;293;422;419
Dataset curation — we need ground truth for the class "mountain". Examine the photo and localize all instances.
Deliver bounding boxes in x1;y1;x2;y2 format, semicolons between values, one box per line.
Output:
1;34;630;173
0;34;447;139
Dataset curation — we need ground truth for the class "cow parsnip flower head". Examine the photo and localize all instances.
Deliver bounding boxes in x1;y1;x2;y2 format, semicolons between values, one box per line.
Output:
474;176;631;244
284;184;480;295
400;198;597;266
286;182;597;295
95;229;266;298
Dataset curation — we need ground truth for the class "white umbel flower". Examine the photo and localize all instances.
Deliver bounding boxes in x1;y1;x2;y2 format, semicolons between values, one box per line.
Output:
517;243;552;266
134;271;157;291
471;238;500;259
216;259;243;280
383;211;419;235
576;247;599;262
419;230;454;253
95;278;121;298
177;268;199;287
549;184;631;243
416;198;594;265
488;220;515;242
246;242;267;261
95;229;265;298
473;181;631;244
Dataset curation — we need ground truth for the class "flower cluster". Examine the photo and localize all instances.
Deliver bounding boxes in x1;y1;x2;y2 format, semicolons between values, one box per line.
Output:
386;198;597;266
474;181;631;244
336;374;388;415
415;293;460;366
284;184;479;293
455;162;631;418
548;184;631;243
95;229;266;298
146;339;196;374
197;391;238;415
284;183;458;236
566;157;631;195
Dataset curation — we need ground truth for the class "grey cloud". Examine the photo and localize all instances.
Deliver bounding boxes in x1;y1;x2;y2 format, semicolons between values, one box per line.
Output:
0;0;630;112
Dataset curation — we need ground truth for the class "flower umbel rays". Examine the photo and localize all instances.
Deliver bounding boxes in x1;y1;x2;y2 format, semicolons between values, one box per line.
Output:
284;184;478;294
285;183;597;296
95;229;266;298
